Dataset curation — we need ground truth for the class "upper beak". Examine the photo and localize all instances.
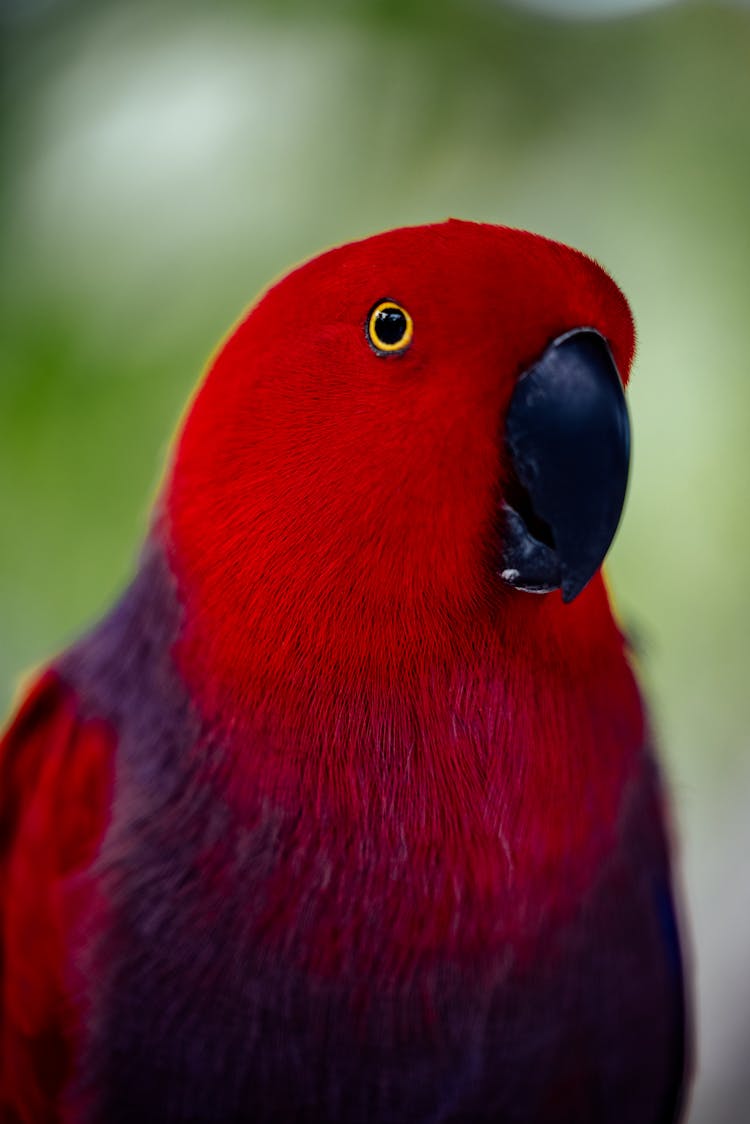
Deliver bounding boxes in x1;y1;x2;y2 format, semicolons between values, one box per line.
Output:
500;327;630;603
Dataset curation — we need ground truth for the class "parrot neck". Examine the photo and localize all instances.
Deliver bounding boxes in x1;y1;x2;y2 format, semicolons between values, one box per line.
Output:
67;540;646;969
160;526;644;914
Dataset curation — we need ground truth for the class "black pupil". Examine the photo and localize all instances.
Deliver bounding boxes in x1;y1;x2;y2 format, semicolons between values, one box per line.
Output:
375;307;407;346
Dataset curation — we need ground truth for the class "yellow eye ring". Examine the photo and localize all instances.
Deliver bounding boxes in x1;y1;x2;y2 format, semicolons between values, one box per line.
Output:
366;300;414;355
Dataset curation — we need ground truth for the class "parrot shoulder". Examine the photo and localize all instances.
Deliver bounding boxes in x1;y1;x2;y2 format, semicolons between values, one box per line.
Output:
0;668;115;1121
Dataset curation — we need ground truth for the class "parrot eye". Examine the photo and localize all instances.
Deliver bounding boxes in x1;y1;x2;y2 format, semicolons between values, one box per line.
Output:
366;300;413;355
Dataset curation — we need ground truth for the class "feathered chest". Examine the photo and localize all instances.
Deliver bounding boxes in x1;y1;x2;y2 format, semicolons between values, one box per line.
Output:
56;552;681;1123
72;709;681;1124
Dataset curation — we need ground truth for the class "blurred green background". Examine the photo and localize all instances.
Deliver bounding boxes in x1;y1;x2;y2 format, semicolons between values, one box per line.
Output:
1;0;748;1118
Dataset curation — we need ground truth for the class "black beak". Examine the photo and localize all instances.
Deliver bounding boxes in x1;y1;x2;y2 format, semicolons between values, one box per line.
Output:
500;328;630;603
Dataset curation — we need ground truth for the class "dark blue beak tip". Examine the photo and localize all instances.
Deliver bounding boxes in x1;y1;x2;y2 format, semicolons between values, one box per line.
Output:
561;573;590;604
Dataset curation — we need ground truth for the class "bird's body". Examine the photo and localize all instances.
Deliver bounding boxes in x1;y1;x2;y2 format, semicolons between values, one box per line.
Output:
1;221;689;1122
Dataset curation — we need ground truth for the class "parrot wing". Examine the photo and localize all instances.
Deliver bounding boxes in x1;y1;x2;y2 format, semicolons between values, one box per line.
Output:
0;669;114;1123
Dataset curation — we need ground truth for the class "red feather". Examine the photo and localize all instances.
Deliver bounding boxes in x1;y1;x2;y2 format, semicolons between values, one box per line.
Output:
0;672;114;1122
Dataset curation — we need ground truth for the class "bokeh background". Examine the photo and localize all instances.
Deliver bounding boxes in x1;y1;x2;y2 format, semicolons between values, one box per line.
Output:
1;0;748;1118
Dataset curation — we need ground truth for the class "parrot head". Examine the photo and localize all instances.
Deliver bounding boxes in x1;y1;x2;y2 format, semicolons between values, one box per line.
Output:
166;220;635;705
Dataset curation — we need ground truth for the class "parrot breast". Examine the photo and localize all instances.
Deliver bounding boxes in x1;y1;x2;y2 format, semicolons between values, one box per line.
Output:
49;541;685;1124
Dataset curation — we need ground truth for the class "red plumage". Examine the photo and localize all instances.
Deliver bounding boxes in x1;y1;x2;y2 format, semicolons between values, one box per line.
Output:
167;220;642;967
0;673;113;1122
1;221;688;1122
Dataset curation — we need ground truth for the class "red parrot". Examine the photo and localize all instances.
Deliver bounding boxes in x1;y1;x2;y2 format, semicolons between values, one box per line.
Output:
0;220;689;1123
